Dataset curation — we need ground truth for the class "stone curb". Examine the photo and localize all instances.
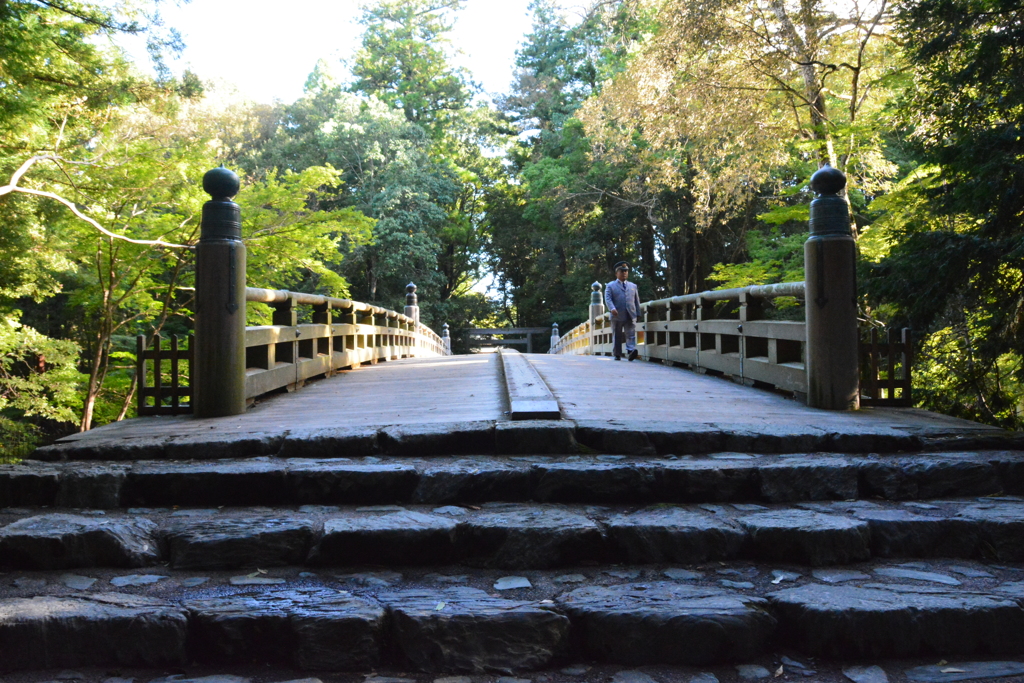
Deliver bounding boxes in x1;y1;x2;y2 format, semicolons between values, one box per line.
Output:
5;571;1024;672
4;451;1024;509
4;497;1024;571
31;420;1024;462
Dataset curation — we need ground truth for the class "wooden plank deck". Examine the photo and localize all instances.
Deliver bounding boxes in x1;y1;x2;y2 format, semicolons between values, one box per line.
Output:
55;352;1001;449
528;354;998;434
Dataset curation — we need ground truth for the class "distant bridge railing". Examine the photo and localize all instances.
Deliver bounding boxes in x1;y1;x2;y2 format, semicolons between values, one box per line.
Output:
553;165;876;411
137;168;450;419
553;282;809;396
241;285;448;399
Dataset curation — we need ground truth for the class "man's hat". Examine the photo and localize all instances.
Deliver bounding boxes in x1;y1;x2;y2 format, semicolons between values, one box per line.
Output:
613;261;629;271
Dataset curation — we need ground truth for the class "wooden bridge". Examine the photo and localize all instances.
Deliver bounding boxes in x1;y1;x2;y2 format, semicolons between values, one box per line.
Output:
5;166;1024;682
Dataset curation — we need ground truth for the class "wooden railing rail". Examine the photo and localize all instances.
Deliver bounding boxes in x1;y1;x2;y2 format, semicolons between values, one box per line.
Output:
242;286;448;401
139;168;450;419
554;165;871;411
552;282;809;396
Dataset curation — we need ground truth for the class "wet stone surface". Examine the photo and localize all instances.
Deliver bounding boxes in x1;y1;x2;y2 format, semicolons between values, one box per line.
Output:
0;514;159;569
185;588;385;670
163;514;319;570
605;507;744;564
314;510;457;566
768;582;1024;658
557;582;776;665
737;510;871;566
378;586;570;673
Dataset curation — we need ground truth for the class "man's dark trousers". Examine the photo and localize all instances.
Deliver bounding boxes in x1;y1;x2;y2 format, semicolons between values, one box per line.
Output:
611;314;636;359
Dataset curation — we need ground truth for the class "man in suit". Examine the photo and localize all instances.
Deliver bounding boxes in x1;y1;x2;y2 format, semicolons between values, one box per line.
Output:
604;261;642;361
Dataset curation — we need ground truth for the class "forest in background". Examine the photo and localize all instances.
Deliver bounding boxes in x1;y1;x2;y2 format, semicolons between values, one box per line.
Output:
1;0;1022;456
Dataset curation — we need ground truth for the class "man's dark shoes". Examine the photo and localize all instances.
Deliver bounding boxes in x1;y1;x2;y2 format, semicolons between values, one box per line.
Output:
628;349;638;361
613;355;622;360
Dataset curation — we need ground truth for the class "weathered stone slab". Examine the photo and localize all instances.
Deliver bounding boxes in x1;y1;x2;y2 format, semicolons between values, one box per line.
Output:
0;514;159;569
852;507;977;558
0;462;60;507
719;426;824;454
654;459;761;503
769;583;1024;657
455;504;608;568
185;588;384;670
0;593;187;669
824;428;921;454
859;455;1000;500
164;514;318;569
56;464;128;508
278;427;380;459
380;421;495;456
874;567;961;585
379;586;569;673
986;451;1024;494
413;462;532;504
533;462;656;504
905;661;1024;682
605;507;744;563
557;582;775;665
164;430;286;460
285;459;419;504
314;509;457;565
643;424;728;455
494;421;577;455
738;510;870;565
32;435;169;461
757;457;858;502
574;421;655;456
955;501;1024;561
122;458;289;507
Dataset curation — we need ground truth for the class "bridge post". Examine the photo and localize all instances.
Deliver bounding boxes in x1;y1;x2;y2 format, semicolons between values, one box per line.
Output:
404;282;419;325
550;322;559;353
194;166;247;418
589;281;604;356
805;165;860;410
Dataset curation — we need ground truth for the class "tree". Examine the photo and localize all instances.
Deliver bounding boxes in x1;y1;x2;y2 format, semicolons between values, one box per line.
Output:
350;0;474;136
861;0;1024;428
0;0;191;445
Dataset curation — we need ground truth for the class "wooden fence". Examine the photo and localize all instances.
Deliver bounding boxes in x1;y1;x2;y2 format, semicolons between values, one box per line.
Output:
860;327;913;406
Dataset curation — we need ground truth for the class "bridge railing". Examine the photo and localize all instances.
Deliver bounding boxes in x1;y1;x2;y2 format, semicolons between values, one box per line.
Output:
243;286;448;399
554;283;809;395
137;168;450;419
553;165;863;410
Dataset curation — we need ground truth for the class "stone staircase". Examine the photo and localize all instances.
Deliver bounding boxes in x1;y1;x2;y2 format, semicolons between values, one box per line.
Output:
4;423;1024;682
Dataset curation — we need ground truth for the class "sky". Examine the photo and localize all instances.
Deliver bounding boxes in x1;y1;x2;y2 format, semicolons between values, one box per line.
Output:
131;0;560;105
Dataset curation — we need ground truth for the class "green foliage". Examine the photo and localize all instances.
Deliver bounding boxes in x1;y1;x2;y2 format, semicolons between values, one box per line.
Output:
0;314;84;458
351;0;474;135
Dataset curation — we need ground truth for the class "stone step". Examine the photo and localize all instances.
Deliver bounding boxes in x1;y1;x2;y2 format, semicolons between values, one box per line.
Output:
3;497;1024;571
3;559;1024;673
5;450;1024;509
32;418;1024;463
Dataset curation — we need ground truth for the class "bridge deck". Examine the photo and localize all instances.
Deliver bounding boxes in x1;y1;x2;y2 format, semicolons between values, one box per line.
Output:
48;352;1006;456
529;354;976;434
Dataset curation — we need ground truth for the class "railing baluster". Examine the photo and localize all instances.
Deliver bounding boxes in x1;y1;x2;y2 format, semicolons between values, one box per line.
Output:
170;334;180;411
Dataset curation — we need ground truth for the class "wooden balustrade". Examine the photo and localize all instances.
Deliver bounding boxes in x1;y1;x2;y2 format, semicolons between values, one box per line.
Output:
552;283;809;396
242;287;448;400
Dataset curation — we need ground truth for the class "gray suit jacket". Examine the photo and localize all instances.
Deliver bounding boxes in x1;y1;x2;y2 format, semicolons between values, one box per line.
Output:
605;279;641;321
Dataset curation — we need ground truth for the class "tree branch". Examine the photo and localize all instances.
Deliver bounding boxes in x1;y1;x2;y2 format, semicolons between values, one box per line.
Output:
1;156;192;249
